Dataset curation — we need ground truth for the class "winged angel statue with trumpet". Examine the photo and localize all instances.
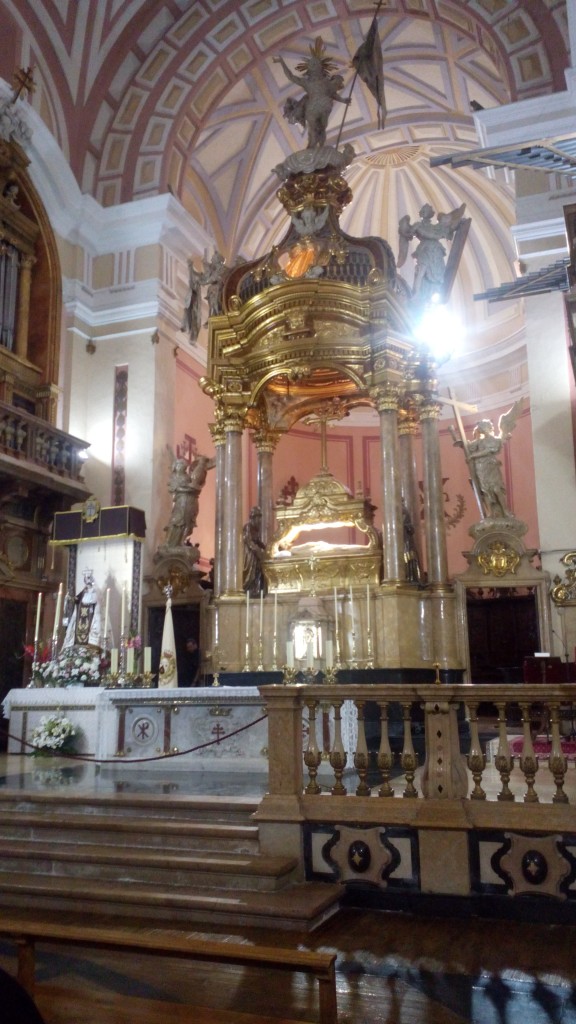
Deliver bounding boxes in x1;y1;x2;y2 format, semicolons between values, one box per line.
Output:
450;402;523;520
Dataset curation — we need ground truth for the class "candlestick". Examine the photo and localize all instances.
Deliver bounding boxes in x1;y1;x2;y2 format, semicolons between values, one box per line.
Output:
243;591;251;671
52;583;63;642
34;591;42;643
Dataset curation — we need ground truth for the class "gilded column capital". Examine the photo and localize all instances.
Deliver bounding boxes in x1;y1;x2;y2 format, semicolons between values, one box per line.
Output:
209;422;226;447
419;400;442;422
370;384;400;413
398;406;420;436
252;427;282;454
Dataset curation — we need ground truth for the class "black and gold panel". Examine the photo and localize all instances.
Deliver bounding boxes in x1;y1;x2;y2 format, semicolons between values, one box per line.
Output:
469;829;576;901
303;822;418;891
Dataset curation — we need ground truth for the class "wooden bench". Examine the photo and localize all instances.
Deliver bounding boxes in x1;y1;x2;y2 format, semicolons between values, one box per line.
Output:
0;915;338;1024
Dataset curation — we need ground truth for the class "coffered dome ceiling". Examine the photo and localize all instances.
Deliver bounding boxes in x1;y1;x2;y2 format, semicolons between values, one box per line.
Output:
4;0;571;406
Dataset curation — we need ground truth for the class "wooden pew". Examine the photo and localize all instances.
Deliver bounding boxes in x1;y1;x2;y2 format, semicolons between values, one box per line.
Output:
0;914;337;1024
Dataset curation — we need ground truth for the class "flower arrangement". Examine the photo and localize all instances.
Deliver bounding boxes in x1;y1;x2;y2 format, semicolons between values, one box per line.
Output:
30;714;79;756
33;645;106;687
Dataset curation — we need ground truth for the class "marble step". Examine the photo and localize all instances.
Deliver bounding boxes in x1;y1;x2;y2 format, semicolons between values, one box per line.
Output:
0;811;260;853
0;790;260;824
0;874;342;931
0;839;298;891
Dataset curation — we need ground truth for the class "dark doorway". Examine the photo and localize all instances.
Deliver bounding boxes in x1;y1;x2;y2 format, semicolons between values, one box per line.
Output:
0;598;28;750
466;588;539;684
147;603;201;686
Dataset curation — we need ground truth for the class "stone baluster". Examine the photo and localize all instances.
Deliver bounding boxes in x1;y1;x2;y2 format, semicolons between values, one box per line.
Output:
353;700;370;796
466;702;486;800
376;701;394;797
548;702;568;804
304;698;322;795
400;702;418;798
519;702;539;803
494;701;515;802
329;700;347;795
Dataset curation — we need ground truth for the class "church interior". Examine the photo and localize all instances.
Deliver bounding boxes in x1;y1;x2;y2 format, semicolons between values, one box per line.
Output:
1;1;576;1022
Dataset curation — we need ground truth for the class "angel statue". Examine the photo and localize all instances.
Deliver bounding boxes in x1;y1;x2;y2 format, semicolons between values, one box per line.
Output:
450;402;522;520
163;451;216;548
398;202;467;303
273;38;350;149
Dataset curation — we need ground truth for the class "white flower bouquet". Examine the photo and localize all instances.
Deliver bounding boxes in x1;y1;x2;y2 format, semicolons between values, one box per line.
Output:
30;713;79;756
34;645;104;687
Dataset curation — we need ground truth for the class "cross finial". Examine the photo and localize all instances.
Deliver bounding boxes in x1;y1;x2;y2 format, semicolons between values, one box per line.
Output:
12;67;35;103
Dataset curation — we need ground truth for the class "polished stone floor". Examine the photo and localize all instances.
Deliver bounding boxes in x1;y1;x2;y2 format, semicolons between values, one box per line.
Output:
1;750;576;1022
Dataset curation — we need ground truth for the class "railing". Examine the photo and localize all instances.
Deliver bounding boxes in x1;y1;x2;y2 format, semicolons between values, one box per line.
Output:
0;399;89;481
260;683;576;812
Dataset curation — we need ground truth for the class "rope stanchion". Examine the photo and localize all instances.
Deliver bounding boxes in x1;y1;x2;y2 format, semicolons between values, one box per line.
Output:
0;712;269;766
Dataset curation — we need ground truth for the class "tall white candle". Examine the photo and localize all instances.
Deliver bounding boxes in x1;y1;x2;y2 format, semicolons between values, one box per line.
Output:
366;584;370;633
325;639;334;669
286;640;294;668
52;583;63;641
110;648;118;674
333;586;338;633
144;646;151;673
34;591;42;642
121;583;126;636
306;641;314;669
104;587;110;639
246;591;250;635
126;647;135;674
273;592;277;635
349;586;355;632
259;590;264;636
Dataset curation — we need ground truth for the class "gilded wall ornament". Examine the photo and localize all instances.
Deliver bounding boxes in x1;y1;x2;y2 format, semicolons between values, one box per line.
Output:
477;541;520;577
551;551;576;605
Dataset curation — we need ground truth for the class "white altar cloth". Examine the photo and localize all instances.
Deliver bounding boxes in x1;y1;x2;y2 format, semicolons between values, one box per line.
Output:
2;686;269;772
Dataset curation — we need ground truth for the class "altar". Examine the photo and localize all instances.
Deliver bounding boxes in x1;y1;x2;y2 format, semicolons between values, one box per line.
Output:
2;686;269;773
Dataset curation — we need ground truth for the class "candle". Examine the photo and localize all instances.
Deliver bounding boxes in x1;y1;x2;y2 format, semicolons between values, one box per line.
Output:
126;647;135;674
306;641;314;668
273;592;277;635
110;648;118;674
286;640;294;668
120;584;126;636
52;583;63;641
104;587;110;639
259;590;264;636
144;647;151;673
349;586;355;632
325;639;333;669
366;584;370;633
34;591;42;642
333;586;338;632
246;591;250;636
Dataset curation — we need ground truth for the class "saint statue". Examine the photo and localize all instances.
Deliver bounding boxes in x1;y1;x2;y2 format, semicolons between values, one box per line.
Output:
242;506;267;596
398;202;467;303
201;251;227;319
450;403;522;520
181;259;202;342
274;38;350;149
62;569;102;650
164;452;216;548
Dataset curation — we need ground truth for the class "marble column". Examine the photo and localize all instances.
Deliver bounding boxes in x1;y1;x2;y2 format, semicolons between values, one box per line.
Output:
373;387;404;584
210;422;226;596
221;415;244;596
398;409;423;566
420;400;448;587
253;430;279;546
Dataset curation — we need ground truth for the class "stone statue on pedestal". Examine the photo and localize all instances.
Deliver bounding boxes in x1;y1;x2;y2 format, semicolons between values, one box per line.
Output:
274;38;350;149
450;402;522;520
163;453;215;549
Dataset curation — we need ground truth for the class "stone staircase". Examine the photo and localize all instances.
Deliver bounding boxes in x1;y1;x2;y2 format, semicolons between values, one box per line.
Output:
0;790;340;931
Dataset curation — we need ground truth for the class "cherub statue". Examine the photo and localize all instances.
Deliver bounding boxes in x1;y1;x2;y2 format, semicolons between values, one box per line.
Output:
450;402;522;520
273;38;350;149
398;202;466;302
